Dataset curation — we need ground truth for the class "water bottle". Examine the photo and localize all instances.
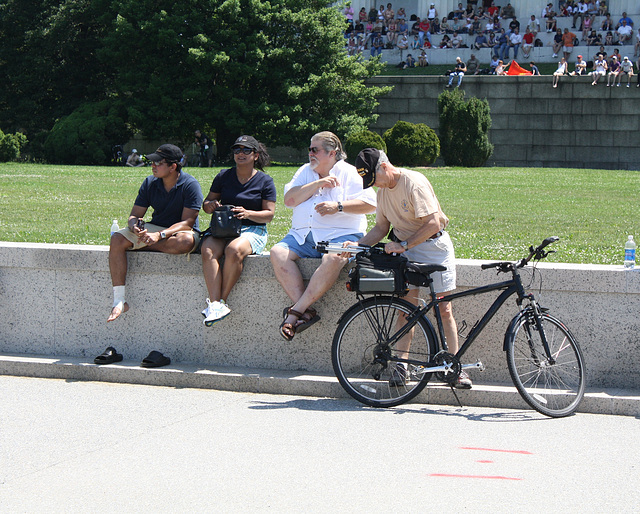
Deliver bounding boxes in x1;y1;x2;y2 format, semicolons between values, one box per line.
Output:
110;219;120;237
624;235;636;269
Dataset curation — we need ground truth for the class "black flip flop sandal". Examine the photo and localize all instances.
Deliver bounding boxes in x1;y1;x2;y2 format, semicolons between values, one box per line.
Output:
140;350;171;368
94;346;123;365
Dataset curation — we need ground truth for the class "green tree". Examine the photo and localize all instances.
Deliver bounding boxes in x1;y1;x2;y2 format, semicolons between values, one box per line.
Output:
438;88;493;167
99;0;390;160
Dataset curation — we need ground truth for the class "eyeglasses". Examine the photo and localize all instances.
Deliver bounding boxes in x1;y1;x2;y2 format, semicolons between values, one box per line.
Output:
308;147;323;154
233;147;254;155
149;160;167;167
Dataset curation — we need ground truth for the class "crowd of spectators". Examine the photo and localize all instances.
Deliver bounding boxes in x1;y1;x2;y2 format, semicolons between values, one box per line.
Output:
342;1;638;62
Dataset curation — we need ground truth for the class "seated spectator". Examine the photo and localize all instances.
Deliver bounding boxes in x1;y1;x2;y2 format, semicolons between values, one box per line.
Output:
618;55;634;86
551;28;563;58
431;17;441;34
560;1;574;17
404;53;416;68
126;149;145;167
489;55;500;73
487;32;497;47
491;16;501;31
508;28;522;60
418;18;431;45
601;14;613;31
344;4;354;24
604;31;615;46
469;16;482;35
572;0;587;30
485;18;495;33
453;2;465;19
522;27;535;58
618;20;633;45
397;18;408;35
356;35;366;53
606;55;620;85
441;16;451;33
384;3;394;25
610;48;621;64
370;34;384;56
598;1;607;16
617;12;634;29
397;33;409;50
418;49;429;66
368;7;378;23
411;18;421;38
377;4;385;21
635;29;640;57
582;14;594;40
586;1;598;16
545;12;557;32
529;61;541;75
359;7;367;23
542;2;556;24
451;31;464;48
465;3;475;17
587;30;601;46
570;54;587;75
477;6;489;20
440;34;453;48
509;17;521;33
591;53;607;85
446;56;467;87
347;35;357;55
411;34;421;49
598;45;608;60
494;28;509;60
474;32;489;49
396;7;406;19
354;21;365;37
450;17;465;34
487;1;499;19
501;3;516;19
553;57;567;87
467;53;480;75
386;19;398;45
528;15;540;37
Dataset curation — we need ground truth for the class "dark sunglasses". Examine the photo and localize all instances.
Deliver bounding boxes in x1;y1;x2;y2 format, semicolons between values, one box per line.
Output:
233;147;254;155
308;146;322;154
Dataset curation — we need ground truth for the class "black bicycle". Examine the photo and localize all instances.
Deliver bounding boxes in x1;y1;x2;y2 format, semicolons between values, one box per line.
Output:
317;237;586;418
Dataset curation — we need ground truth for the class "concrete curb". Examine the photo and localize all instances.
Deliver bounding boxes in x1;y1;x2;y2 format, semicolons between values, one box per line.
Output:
1;352;638;417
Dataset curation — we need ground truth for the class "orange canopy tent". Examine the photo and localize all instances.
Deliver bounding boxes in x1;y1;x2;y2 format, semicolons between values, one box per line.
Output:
505;60;533;75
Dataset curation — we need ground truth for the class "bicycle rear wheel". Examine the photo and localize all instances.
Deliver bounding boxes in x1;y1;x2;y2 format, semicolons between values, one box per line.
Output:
505;312;585;417
332;296;437;408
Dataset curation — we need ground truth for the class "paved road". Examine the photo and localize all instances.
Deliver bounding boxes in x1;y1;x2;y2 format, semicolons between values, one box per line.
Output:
1;376;638;512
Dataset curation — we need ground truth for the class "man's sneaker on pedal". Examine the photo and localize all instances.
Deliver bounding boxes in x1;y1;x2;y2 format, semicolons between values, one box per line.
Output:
389;363;409;387
454;370;472;389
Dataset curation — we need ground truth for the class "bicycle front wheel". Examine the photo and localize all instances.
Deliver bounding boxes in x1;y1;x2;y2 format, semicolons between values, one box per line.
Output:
505;312;585;417
332;296;437;408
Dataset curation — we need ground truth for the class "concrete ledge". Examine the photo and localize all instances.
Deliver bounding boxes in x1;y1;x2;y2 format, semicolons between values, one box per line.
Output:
1;352;637;417
2;242;640;392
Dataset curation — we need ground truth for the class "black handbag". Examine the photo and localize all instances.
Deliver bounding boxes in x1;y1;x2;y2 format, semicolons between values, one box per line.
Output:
209;205;242;239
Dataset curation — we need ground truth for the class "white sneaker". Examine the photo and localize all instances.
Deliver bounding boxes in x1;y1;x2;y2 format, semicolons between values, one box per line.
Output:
552;53;557;58
204;300;231;326
201;298;214;319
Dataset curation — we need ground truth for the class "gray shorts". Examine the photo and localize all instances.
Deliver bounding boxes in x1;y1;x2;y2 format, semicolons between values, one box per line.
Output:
404;231;456;293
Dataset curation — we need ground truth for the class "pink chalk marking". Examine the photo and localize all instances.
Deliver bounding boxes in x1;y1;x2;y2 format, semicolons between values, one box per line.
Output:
460;447;533;455
477;460;494;463
429;474;522;481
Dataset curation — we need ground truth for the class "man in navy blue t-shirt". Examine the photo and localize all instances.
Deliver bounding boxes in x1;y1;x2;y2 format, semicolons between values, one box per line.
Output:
107;144;203;322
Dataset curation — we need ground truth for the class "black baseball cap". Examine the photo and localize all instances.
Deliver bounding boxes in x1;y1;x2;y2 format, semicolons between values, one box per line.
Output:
355;148;379;189
232;135;260;151
145;144;183;162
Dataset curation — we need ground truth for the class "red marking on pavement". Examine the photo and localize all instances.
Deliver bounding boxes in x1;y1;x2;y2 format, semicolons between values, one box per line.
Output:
460;447;533;455
429;474;522;481
477;460;493;463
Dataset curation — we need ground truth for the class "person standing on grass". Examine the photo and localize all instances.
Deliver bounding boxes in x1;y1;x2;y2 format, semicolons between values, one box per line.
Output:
346;148;471;390
107;144;203;322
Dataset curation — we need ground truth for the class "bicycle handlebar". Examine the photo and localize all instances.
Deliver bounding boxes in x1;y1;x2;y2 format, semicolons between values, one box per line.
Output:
481;236;559;272
315;241;387;255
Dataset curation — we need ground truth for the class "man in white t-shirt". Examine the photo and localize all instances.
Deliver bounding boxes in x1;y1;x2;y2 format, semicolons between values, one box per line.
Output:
270;132;376;341
348;148;471;390
617;19;633;44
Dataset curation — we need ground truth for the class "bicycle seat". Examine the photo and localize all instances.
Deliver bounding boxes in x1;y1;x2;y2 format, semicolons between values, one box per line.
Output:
408;262;447;275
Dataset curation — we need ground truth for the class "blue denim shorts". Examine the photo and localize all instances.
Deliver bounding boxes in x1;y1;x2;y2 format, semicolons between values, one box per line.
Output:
239;224;268;255
275;231;363;259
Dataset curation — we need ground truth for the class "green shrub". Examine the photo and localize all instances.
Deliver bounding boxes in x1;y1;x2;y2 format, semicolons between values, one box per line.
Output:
382;120;440;166
43;101;131;165
344;130;387;164
438;89;493;167
0;130;28;162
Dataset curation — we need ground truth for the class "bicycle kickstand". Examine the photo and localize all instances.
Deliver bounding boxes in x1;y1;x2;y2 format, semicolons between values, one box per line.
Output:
448;385;463;408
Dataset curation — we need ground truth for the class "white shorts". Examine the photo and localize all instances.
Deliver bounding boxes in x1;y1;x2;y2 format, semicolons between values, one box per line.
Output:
404;231;456;293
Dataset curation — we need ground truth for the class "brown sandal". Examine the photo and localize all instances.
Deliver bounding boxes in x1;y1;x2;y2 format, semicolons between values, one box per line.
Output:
280;308;304;341
295;307;321;334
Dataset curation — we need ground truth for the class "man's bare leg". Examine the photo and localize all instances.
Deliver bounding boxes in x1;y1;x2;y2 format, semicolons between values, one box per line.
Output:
108;233;132;322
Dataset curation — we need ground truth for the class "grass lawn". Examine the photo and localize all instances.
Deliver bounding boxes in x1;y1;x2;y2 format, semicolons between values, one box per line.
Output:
1;162;638;265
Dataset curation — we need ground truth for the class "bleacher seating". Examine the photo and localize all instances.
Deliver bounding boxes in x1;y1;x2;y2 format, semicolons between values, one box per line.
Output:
348;1;639;66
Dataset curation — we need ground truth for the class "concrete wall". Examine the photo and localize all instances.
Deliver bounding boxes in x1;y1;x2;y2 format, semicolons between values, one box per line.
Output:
1;242;639;389
367;74;640;169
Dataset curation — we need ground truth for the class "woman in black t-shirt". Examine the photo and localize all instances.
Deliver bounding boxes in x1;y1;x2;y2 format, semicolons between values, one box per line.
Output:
200;135;276;326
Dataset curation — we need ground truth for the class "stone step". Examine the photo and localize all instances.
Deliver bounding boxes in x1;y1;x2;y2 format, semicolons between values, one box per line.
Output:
2;352;638;417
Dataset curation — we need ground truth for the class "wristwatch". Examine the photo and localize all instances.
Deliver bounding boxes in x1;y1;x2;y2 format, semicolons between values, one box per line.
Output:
337;201;343;212
159;231;167;240
400;241;408;249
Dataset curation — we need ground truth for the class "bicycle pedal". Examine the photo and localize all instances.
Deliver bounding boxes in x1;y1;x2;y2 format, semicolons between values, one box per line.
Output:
462;361;485;372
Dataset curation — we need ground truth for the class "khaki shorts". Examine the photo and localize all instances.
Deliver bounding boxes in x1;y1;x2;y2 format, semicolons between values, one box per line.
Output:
117;223;200;252
403;231;456;294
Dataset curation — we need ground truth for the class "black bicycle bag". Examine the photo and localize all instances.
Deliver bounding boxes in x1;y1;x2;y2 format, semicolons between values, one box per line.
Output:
349;251;409;295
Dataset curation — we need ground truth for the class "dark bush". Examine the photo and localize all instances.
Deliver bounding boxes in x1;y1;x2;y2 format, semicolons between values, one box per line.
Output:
344;130;387;164
0;130;27;162
43;101;131;165
438;89;493;167
382;120;440;166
